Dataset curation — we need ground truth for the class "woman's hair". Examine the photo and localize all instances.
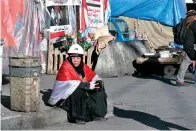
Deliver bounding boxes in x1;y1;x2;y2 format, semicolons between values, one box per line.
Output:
186;15;196;28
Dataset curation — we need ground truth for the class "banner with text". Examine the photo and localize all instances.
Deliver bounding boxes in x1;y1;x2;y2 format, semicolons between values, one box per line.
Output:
87;0;104;33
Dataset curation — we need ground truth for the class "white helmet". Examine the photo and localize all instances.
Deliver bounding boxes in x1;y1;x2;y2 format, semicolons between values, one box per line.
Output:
68;44;84;55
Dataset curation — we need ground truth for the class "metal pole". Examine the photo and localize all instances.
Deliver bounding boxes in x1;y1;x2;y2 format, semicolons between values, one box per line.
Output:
0;39;4;94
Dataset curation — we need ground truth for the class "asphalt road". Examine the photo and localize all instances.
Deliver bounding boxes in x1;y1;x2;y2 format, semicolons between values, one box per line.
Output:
40;74;196;130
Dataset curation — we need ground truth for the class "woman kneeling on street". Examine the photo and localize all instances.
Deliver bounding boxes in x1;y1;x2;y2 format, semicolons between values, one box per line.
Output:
48;44;108;124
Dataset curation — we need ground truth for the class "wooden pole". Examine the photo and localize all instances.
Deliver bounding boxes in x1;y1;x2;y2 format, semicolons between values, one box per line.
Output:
76;6;80;32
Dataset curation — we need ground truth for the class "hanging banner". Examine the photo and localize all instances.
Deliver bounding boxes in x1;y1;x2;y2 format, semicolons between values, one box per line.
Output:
46;0;80;43
87;0;101;4
46;0;81;6
86;0;104;33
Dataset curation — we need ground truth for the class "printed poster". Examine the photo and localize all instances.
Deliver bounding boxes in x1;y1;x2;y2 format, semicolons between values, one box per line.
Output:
87;0;104;32
46;0;81;43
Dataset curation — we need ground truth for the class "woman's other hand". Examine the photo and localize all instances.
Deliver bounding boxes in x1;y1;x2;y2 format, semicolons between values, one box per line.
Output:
95;83;101;89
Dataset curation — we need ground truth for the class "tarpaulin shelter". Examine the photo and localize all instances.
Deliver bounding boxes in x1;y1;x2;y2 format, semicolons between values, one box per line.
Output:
1;0;25;48
110;0;187;26
1;0;42;55
107;0;188;49
1;0;43;73
94;0;188;77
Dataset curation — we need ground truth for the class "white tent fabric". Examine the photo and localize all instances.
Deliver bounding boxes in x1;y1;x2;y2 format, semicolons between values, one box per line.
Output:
120;16;174;50
95;40;151;77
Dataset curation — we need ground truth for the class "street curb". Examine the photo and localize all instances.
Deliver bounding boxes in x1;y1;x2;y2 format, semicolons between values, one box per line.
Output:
1;99;114;130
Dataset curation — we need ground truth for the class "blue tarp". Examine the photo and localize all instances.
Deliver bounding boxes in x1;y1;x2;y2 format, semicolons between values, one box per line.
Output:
110;0;187;27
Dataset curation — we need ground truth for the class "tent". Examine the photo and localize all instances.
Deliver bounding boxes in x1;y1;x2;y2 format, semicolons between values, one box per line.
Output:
94;0;188;77
110;0;187;26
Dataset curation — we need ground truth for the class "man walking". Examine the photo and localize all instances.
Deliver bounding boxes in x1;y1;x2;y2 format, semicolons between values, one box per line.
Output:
176;10;196;86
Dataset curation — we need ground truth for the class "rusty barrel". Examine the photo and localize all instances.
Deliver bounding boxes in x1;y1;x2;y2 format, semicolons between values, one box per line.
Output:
9;56;40;112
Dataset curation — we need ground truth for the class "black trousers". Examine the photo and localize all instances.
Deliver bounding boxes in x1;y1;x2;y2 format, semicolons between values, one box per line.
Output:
61;87;107;122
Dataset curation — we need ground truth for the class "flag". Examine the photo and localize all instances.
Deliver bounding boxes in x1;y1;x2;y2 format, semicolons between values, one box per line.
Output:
104;0;111;24
81;26;91;38
80;0;88;32
80;0;92;39
50;31;65;44
1;0;25;48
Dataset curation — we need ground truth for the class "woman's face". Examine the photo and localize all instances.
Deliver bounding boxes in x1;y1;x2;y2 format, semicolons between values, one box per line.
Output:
71;57;82;67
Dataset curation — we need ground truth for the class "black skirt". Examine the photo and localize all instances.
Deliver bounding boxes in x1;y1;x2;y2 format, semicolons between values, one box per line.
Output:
61;87;108;122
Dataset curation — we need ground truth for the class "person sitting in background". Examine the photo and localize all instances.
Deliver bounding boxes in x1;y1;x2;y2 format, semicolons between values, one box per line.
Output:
48;44;108;124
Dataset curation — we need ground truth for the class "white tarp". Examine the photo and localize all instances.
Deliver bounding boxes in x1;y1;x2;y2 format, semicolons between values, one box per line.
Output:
186;0;194;3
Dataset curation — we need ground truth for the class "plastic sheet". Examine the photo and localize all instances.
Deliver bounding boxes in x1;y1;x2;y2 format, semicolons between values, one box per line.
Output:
69;6;77;33
40;38;48;74
38;0;47;33
110;0;187;26
1;0;41;73
95;40;151;77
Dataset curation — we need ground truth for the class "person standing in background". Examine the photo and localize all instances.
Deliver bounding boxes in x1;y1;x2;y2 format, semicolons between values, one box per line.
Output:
176;10;196;86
